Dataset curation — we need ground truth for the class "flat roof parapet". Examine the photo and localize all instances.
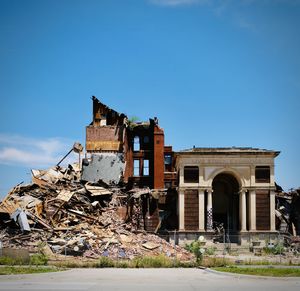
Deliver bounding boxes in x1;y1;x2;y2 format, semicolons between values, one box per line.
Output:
178;147;280;157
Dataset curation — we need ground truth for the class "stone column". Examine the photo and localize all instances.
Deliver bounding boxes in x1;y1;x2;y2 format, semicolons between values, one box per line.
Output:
198;190;205;231
249;190;256;231
270;190;276;231
179;165;184;185
239;190;247;231
206;190;213;231
179;189;185;230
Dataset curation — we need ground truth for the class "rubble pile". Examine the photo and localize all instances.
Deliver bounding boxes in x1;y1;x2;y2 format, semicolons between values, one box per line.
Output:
276;187;300;236
0;164;193;261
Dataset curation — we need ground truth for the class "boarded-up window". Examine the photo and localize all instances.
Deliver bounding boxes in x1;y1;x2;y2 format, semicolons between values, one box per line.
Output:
184;166;199;183
256;190;270;230
255;166;270;183
184;189;199;230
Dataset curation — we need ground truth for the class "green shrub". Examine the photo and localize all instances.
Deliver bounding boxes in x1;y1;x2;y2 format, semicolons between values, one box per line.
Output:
30;253;48;265
185;241;204;264
263;242;284;255
205;246;217;256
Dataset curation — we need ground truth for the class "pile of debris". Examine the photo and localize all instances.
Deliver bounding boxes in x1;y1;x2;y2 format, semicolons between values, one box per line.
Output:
0;164;193;261
276;187;300;236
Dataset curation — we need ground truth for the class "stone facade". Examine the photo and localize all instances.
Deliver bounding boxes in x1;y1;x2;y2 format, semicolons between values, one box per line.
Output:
176;148;280;241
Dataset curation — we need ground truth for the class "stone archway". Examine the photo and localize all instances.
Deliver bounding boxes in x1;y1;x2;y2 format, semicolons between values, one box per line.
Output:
212;173;240;236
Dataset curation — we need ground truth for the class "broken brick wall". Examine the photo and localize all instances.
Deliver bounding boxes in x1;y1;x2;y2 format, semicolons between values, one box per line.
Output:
153;123;165;189
86;126;125;152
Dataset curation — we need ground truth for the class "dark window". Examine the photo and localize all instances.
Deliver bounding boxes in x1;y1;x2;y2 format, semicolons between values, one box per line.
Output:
143;159;149;176
164;182;172;189
164;154;172;172
143;136;149;143
134;159;140;176
255;166;270;183
133;136;140;151
184;166;199;183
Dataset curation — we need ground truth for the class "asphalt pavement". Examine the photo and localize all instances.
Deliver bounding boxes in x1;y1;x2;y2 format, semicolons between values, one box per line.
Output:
0;268;299;291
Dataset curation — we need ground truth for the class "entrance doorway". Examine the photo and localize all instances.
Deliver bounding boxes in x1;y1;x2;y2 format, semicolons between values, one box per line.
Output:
212;173;240;239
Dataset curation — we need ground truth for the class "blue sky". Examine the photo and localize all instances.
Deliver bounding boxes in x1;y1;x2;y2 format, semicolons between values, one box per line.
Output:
0;0;299;197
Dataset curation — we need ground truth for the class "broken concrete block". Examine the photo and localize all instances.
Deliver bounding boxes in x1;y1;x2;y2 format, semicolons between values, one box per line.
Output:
142;241;160;250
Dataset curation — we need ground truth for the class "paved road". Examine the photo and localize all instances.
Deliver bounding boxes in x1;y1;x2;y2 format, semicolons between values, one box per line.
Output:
0;268;299;291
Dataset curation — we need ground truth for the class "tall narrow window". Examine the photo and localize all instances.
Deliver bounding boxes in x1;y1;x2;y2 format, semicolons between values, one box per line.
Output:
143;159;149;176
134;160;140;176
164;154;172;172
255;166;270;183
184;166;199;183
133;136;140;151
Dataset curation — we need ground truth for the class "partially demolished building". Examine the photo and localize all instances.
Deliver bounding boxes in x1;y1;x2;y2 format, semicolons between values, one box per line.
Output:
81;97;300;245
82;96;177;189
0;96;299;256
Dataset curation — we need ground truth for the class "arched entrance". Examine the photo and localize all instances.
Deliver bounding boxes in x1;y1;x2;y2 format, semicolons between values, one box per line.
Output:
212;173;240;237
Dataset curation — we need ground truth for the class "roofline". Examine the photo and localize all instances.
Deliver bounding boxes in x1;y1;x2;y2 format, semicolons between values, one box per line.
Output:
176;148;280;157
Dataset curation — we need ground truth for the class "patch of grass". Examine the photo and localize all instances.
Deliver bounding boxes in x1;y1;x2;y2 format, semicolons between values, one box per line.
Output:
0;256;28;265
130;255;197;268
96;257;115;268
29;253;48;266
50;260;97;268
202;256;231;267
131;255;174;268
50;255;197;268
0;266;61;275
214;266;300;277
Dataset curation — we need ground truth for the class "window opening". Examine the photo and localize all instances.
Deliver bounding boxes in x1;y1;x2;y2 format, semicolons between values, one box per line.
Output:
164;154;172;172
134;160;140;176
133;136;140;151
143;159;149;176
255;166;270;183
184;166;199;183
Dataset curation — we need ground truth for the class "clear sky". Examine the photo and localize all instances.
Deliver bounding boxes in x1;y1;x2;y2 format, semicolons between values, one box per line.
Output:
0;0;299;198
